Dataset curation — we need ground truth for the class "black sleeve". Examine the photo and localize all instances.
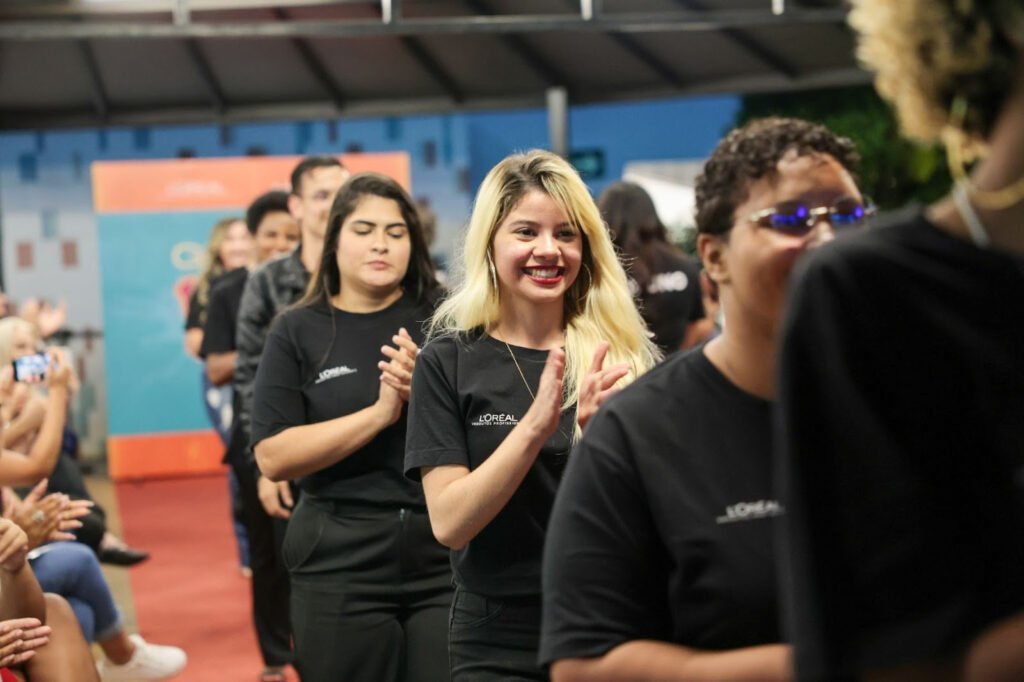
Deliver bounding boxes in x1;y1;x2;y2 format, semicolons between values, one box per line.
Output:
199;282;236;358
539;407;669;666
235;267;275;439
250;315;307;448
404;341;470;480
184;289;203;331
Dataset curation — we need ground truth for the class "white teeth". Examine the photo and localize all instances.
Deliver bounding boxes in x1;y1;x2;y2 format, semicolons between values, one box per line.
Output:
526;268;560;278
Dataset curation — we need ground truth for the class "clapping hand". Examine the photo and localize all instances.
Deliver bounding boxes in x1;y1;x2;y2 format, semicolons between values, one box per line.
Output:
378;328;420;402
0;518;29;573
5;480;93;549
0;618;51;668
522;348;566;442
577;341;629;431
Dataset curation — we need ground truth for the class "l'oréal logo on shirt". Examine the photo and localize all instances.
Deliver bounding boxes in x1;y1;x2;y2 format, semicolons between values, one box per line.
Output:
471;413;519;427
314;365;358;384
716;499;784;525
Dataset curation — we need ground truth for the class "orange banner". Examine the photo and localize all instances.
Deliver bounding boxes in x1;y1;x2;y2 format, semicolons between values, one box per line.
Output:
93;153;411;213
108;431;225;481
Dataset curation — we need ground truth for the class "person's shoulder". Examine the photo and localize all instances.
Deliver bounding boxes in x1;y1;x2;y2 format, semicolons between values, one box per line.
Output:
801;206;937;277
598;348;699;422
251;251;294;279
210;267;248;295
657;244;701;273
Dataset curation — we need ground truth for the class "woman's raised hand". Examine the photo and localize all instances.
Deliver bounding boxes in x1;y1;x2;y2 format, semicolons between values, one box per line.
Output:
43;347;73;390
577;341;629;431
522;348;565;442
378;327;420;402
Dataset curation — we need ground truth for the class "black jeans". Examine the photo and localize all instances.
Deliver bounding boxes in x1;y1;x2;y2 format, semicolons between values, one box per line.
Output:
448;587;545;682
233;457;293;667
285;497;452;682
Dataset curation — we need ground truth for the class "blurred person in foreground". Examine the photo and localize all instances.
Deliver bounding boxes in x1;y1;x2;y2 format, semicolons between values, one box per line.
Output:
776;2;1024;681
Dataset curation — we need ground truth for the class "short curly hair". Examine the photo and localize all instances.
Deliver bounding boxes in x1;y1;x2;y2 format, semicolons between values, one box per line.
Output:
849;0;1023;144
694;117;860;236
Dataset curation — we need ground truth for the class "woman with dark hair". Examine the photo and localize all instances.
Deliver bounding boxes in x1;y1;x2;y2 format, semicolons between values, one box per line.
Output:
598;181;709;353
251;172;451;682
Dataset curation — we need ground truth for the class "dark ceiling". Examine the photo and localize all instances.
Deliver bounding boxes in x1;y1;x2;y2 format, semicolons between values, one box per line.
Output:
0;0;868;130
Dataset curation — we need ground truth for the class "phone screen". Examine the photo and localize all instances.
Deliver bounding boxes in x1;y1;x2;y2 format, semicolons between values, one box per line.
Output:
12;353;49;383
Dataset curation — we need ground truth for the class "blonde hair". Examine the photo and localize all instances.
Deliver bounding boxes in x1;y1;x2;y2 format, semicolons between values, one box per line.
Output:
196;217;245;317
430;150;660;429
0;316;37;370
849;0;1023;145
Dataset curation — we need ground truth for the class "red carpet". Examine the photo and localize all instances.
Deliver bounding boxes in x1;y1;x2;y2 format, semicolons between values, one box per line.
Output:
116;474;298;682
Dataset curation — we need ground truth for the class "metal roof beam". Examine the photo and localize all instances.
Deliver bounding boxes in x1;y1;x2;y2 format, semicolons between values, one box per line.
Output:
400;37;464;103
183;38;226;113
0;9;849;40
672;0;802;78
462;0;570;88
76;40;110;122
272;8;346;110
608;32;686;88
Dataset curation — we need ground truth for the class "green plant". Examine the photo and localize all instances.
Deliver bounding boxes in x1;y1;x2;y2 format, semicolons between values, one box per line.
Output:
736;86;951;209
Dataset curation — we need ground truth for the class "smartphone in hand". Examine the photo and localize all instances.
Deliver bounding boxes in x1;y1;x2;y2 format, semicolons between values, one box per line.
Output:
12;353;50;383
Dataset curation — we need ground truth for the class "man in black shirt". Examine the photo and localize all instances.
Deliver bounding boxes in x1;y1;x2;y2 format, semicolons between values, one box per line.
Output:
230;160;347;680
540;118;868;681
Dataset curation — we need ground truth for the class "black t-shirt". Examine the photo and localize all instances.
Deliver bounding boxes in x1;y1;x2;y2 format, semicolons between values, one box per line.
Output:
405;332;574;597
777;210;1024;681
250;294;433;508
184;289;203;331
539;348;781;666
631;247;704;353
200;267;248;465
199;267;247;359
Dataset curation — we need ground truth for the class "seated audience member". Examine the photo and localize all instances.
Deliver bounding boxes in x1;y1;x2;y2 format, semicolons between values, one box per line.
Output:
0;354;186;680
0;516;101;682
540;118;869;682
598;181;711;352
777;2;1024;680
0;320;147;566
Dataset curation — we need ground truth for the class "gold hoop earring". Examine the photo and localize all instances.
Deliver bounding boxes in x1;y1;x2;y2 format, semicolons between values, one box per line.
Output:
581;262;593;291
487;254;498;294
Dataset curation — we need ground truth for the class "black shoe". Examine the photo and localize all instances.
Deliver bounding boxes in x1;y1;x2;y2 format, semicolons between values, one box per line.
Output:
98;546;151;567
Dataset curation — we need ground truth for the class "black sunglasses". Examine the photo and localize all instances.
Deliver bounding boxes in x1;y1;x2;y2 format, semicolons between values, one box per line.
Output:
748;198;875;236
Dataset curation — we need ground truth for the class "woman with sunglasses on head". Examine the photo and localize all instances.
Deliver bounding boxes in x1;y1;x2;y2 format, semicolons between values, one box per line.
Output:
539;118;868;682
404;149;659;682
251;173;451;682
777;3;1024;681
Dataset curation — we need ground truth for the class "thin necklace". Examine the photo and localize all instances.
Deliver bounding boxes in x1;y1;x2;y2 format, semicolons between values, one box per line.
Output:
503;341;536;401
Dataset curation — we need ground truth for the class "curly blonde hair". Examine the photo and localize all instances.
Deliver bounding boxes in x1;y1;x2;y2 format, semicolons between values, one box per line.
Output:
849;0;1022;145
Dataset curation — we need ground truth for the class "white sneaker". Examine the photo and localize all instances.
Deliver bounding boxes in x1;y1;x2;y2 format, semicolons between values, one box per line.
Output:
99;634;188;681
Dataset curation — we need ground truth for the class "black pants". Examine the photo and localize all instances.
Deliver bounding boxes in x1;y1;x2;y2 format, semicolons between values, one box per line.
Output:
448;587;545;682
284;497;452;682
233;457;292;667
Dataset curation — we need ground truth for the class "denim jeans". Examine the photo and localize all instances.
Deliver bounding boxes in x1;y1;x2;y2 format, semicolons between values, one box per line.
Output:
29;541;123;642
